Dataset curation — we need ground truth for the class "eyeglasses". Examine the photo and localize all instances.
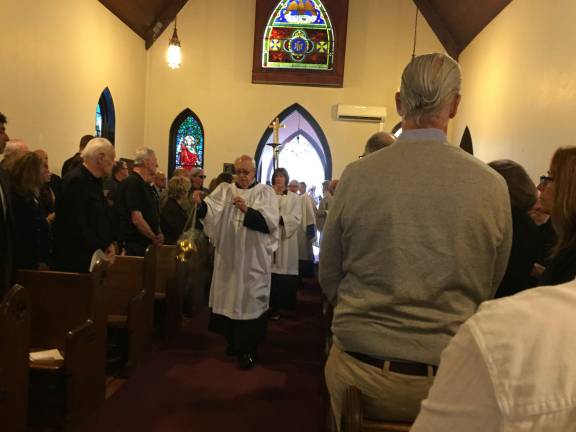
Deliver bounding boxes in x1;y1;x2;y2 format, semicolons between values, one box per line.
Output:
196;175;206;179
539;175;554;187
236;169;253;176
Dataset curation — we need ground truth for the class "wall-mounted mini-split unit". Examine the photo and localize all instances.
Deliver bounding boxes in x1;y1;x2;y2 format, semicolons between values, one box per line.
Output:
336;104;387;123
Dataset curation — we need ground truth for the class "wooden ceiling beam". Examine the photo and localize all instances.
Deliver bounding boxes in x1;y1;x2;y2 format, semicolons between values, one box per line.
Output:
413;0;462;60
144;0;190;49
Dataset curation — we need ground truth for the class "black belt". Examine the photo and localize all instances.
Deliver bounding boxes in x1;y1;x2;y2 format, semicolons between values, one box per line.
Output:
345;351;437;377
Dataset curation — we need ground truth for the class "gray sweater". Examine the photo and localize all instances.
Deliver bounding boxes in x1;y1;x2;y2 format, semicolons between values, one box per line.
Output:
319;129;512;366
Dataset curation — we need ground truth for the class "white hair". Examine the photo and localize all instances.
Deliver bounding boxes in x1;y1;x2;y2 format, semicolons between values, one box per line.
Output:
234;155;256;169
81;138;114;161
399;53;461;125
4;139;29;156
134;147;156;166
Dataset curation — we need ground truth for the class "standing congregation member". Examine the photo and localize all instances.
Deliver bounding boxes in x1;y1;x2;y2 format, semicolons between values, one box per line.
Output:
115;147;163;256
54;138;116;272
360;131;396;157
0;112;14;295
270;169;301;320
192;155;279;370
297;181;316;278
61;134;94;178
320;53;512;428
103;160;129;207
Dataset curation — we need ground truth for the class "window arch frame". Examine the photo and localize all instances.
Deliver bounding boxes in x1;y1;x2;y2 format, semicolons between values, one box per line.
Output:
168;108;206;177
96;87;116;144
255;102;332;182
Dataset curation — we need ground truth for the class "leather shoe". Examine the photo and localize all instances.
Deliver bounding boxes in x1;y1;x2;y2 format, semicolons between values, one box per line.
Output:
238;354;255;370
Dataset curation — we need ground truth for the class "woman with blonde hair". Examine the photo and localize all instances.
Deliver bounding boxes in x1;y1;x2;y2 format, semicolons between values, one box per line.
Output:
8;151;50;269
538;147;576;284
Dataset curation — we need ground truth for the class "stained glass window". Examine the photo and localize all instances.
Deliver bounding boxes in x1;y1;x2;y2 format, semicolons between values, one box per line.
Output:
172;113;204;171
95;103;103;137
262;0;334;70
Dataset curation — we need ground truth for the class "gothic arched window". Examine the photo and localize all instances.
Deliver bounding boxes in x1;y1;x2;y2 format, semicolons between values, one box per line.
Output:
262;0;335;71
96;87;115;144
169;109;205;176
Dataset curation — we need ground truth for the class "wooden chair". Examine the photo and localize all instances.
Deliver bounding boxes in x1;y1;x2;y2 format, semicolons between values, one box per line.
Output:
106;246;156;374
14;261;109;431
0;284;30;432
341;387;412;432
153;245;183;339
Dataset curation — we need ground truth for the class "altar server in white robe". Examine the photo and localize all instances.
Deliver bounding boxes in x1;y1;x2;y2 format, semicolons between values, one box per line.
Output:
270;169;302;319
192;155;279;370
289;181;317;277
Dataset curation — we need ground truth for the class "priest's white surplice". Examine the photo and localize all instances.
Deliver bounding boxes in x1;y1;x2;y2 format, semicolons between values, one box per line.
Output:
272;191;301;276
202;183;279;320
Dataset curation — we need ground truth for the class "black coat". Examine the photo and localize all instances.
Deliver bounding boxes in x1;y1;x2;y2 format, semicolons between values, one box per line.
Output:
0;168;13;296
11;191;49;270
160;198;188;245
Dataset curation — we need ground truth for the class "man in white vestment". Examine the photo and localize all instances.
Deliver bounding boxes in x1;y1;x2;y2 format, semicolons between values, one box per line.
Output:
193;155;279;370
270;169;302;320
295;181;317;278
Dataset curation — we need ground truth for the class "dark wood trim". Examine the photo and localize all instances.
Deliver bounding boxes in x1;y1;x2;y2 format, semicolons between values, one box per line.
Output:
252;0;349;87
413;0;461;59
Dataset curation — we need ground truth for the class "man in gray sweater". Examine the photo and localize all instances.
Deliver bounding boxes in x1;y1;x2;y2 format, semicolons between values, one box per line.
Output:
320;53;512;428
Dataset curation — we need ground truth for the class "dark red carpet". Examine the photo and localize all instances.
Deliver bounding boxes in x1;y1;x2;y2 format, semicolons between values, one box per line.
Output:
80;286;326;432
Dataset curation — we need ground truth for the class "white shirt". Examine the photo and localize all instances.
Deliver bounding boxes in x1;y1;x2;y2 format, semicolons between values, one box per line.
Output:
203;183;279;320
272;192;301;275
412;281;576;432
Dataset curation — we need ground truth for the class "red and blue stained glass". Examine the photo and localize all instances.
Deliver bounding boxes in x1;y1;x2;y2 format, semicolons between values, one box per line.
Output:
174;116;204;170
263;0;334;70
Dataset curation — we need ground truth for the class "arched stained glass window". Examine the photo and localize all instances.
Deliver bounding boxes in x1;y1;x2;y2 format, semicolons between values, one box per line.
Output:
169;109;205;176
95;87;115;144
262;0;334;71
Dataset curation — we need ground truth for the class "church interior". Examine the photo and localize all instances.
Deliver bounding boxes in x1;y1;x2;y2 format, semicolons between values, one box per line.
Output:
2;0;576;431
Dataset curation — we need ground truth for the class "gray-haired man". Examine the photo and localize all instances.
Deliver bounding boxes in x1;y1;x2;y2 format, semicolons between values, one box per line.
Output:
115;147;163;256
320;53;512;427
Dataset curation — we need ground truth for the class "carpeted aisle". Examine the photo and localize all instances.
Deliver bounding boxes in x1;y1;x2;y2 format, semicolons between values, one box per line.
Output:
80;286;326;432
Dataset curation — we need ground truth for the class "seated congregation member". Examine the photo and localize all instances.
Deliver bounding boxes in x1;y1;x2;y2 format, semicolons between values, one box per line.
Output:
192;155;279;370
411;279;576;431
319;53;512;428
538;147;576;285
115;147;163;256
103;159;129;207
53;138;116;272
61;134;93;178
360;131;396;158
489;160;540;298
160;175;191;245
8;152;50;269
270;169;301;319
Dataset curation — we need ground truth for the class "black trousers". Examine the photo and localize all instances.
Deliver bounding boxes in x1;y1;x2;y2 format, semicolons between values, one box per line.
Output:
209;311;268;355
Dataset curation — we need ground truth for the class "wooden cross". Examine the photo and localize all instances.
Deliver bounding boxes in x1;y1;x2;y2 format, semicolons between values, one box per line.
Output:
267;117;285;171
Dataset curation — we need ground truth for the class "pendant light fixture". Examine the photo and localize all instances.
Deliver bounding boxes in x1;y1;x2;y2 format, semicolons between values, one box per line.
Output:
167;16;182;69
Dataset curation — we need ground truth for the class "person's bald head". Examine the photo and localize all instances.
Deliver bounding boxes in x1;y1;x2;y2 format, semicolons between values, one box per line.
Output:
4;139;29;159
234;155;256;189
288;179;299;194
363;132;396;157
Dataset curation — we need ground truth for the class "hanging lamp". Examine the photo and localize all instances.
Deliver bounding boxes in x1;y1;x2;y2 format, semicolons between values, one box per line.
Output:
167;16;182;69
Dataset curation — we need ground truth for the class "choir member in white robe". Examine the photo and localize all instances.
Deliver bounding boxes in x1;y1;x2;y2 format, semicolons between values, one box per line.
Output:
193;155;279;370
295;181;317;278
270;170;302;319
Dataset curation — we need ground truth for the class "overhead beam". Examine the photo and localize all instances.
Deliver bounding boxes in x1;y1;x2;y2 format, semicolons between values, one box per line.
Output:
413;0;462;60
144;0;190;49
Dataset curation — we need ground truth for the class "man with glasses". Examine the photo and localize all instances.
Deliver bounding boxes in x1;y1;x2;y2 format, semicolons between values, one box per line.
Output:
192;155;279;370
189;167;209;197
320;53;512;428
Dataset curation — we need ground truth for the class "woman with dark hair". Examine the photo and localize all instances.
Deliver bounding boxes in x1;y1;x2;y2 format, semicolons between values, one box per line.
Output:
8;151;50;269
538;147;576;285
488;160;540;297
269;167;301;319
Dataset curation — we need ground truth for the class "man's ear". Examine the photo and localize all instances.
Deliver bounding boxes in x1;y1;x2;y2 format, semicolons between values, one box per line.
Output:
449;94;461;119
395;92;403;116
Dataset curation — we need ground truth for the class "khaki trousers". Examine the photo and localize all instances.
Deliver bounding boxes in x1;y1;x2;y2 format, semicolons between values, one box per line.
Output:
325;344;434;431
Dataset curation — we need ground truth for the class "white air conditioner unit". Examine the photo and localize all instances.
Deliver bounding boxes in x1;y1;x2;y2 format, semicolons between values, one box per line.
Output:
336;104;387;123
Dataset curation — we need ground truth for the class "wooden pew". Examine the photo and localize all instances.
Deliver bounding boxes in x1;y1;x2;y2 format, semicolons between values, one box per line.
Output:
0;284;30;432
14;261;108;431
106;246;156;374
341;386;412;432
153;245;183;339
